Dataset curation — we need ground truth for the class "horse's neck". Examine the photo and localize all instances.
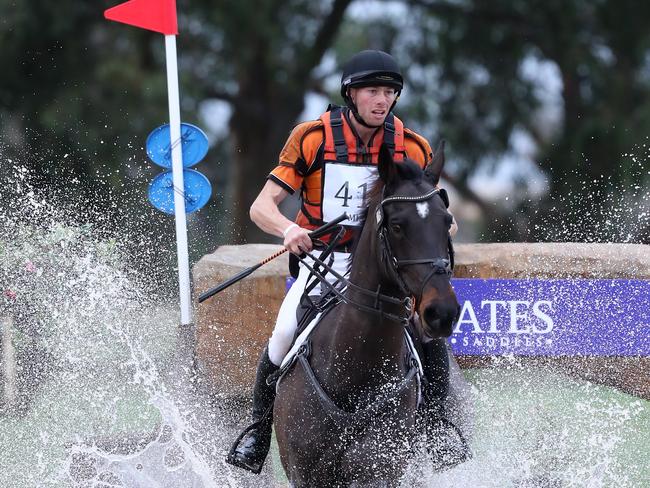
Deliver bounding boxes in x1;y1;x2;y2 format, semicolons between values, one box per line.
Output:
340;248;406;368
344;216;408;331
313;221;408;405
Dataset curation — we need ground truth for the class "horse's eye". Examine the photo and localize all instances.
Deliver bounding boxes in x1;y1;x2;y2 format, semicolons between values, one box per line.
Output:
391;224;402;234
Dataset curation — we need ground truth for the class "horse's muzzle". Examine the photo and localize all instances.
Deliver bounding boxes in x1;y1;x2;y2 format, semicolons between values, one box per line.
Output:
421;301;459;338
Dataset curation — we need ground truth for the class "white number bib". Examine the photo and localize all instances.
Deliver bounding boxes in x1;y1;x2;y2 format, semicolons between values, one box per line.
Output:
322;164;377;226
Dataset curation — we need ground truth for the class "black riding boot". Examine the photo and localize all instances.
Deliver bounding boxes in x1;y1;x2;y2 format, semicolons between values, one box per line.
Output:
421;338;450;412
419;339;471;469
226;347;279;474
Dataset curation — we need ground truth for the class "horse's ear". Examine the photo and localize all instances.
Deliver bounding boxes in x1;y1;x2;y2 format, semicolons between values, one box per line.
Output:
378;143;397;185
424;140;446;185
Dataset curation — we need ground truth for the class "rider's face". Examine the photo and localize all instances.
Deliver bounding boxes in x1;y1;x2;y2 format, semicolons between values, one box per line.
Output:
350;86;397;126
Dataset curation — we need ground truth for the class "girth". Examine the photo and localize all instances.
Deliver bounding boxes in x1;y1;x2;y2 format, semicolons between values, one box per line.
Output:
281;340;419;438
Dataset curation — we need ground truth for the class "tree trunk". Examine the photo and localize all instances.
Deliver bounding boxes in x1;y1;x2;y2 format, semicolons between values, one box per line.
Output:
229;86;306;243
1;315;17;409
221;0;354;243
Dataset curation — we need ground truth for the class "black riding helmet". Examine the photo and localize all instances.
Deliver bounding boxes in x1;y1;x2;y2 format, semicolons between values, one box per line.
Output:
340;50;403;128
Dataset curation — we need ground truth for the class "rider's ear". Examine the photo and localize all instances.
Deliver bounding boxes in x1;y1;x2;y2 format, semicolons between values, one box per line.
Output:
378;143;397;185
424;140;445;185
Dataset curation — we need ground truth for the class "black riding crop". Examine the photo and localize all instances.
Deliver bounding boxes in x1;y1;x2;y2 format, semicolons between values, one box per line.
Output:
197;213;348;303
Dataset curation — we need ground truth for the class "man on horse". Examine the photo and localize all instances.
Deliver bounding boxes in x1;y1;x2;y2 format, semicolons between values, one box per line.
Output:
227;49;458;474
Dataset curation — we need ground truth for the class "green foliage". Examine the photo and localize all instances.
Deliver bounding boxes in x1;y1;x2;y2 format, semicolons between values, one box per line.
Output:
0;221;121;328
398;0;650;241
0;0;648;246
0;217;131;411
0;0;169;201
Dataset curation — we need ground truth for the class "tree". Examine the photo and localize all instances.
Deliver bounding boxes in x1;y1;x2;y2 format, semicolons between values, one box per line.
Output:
0;0;355;246
182;0;353;242
0;0;170;183
400;0;650;242
2;0;647;251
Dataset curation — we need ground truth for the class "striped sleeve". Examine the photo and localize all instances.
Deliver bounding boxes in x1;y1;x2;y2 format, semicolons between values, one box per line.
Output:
268;120;323;194
404;128;434;168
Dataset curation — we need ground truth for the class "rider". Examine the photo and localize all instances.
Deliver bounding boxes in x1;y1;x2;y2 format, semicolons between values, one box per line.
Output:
227;49;458;474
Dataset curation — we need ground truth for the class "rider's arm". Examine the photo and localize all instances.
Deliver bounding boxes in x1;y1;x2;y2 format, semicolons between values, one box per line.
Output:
250;180;313;255
254;121;324;254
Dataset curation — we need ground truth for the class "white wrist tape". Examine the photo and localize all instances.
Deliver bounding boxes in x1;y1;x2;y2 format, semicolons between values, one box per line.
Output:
282;223;299;238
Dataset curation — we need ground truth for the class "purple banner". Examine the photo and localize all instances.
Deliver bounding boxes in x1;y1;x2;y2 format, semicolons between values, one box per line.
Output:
450;279;649;356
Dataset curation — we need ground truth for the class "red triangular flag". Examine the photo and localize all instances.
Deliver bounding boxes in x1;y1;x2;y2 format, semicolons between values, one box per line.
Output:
105;0;178;35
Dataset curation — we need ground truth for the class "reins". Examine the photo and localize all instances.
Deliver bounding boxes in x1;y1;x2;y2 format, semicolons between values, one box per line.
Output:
293;186;455;325
271;183;471;463
297;249;412;325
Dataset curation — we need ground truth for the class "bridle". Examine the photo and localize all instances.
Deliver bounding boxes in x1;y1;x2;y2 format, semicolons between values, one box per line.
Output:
376;186;455;303
296;185;455;325
272;185;470;459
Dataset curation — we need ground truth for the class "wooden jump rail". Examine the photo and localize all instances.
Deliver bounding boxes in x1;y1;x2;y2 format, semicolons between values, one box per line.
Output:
193;242;650;399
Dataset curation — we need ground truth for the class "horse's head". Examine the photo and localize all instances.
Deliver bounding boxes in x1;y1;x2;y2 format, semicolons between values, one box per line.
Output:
372;142;459;338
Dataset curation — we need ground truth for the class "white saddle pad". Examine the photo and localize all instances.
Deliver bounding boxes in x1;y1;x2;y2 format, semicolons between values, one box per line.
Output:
280;312;425;386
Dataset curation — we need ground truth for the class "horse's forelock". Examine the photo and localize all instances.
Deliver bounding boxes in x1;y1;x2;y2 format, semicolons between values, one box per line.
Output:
348;158;424;261
394;159;425;185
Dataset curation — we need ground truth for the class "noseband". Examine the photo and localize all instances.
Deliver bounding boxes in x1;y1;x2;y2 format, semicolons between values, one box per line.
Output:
376;187;455;301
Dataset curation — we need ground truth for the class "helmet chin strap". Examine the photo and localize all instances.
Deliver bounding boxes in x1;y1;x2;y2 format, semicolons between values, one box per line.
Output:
350;108;383;128
345;90;400;129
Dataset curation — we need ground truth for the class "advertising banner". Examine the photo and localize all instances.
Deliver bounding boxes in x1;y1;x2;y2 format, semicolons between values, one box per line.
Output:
450;279;649;356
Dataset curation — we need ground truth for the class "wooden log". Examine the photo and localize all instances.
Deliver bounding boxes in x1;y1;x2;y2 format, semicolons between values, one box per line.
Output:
194;244;288;398
454;243;650;279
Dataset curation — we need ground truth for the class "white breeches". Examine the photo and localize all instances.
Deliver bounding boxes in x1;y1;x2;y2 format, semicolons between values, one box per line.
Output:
267;251;350;366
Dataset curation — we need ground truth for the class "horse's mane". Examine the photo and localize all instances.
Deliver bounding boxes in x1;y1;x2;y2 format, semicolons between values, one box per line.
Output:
349;159;425;257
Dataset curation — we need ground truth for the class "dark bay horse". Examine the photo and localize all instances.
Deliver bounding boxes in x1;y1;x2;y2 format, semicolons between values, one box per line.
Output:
274;143;460;487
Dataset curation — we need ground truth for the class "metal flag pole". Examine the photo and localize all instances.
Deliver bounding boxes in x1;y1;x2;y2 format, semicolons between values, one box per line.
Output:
164;34;192;325
105;0;195;326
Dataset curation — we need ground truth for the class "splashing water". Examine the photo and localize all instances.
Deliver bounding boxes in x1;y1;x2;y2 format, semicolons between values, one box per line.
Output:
481;148;650;243
0;163;254;487
0;163;648;488
408;364;649;487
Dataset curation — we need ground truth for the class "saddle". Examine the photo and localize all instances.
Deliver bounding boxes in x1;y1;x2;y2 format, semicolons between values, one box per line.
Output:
272;279;424;408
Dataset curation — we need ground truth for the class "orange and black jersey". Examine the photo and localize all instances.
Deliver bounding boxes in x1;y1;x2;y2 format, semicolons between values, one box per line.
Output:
268;107;434;234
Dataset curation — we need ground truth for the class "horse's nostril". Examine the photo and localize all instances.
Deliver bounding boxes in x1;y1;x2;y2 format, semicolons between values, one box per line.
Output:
423;301;459;337
425;303;456;323
423;305;438;328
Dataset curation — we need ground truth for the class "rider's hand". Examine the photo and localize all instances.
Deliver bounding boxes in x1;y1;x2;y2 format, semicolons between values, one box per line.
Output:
449;214;458;237
283;224;313;255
